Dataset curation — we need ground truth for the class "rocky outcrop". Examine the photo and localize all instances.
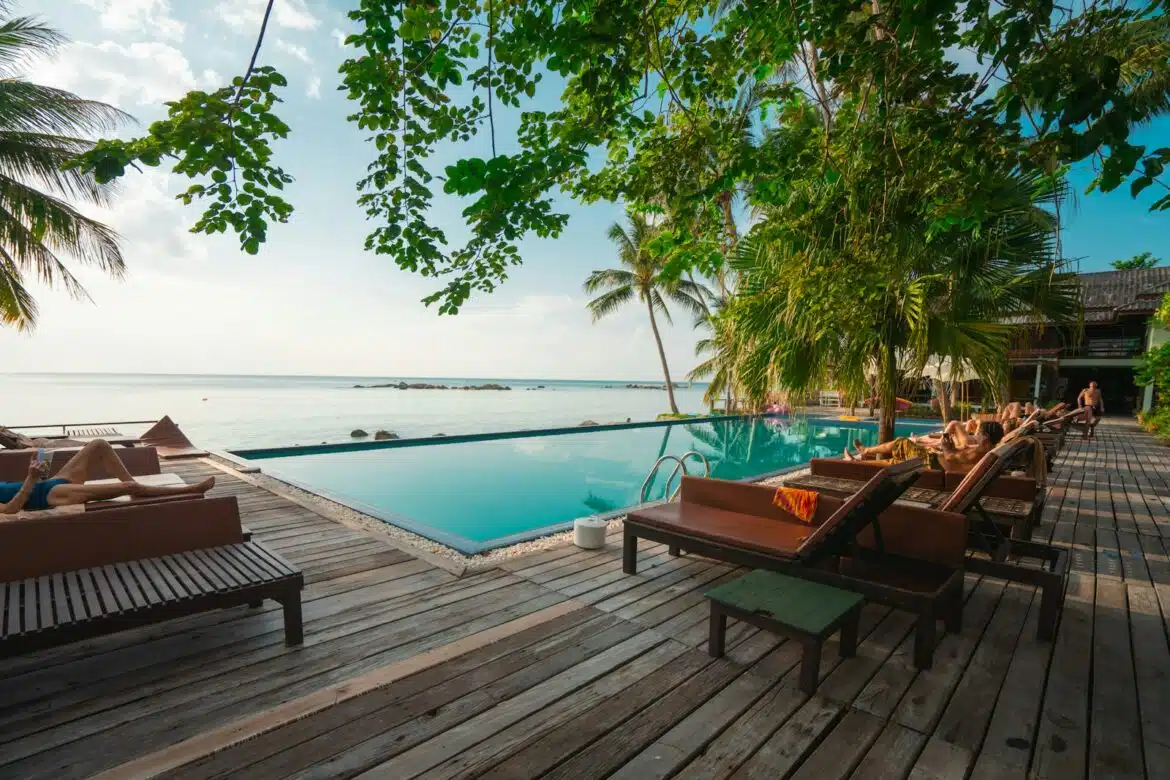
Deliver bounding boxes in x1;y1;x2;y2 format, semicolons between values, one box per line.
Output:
353;382;511;391
350;429;369;438
374;430;399;440
625;382;687;390
578;420;599;426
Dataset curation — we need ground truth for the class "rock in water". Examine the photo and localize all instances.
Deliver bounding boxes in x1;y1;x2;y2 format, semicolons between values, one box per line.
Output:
351;429;369;438
374;430;399;440
578;420;599;426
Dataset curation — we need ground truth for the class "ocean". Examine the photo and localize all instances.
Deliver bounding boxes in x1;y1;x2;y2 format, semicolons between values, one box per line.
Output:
0;373;713;451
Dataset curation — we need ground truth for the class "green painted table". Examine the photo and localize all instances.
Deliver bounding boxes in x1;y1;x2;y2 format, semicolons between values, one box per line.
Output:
706;570;865;694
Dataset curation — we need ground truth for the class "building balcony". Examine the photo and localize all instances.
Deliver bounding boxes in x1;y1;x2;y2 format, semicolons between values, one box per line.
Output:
1011;338;1145;361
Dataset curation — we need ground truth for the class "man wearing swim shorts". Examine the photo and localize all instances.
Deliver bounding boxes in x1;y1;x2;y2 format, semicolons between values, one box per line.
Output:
0;439;213;514
1077;381;1105;423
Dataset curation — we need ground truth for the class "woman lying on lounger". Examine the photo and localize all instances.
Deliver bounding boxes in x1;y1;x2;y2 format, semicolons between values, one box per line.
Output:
0;439;213;514
844;420;1005;472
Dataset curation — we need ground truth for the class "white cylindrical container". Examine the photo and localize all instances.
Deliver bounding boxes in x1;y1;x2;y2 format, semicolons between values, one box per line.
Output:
574;518;607;549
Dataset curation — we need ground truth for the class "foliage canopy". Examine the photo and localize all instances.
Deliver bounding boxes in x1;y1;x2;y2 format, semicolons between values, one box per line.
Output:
68;0;1170;312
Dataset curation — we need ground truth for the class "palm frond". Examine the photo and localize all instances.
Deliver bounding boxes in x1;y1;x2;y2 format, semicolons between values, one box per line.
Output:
0;80;132;135
0;243;36;330
585;285;635;322
0;177;125;288
0;13;65;70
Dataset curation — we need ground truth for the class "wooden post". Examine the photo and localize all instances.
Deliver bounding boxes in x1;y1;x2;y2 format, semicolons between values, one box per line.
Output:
708;609;727;658
282;593;303;646
622;529;638;574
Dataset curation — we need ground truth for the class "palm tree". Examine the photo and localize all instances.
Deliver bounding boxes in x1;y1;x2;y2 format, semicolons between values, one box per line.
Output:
585;212;711;415
0;5;129;329
732;167;1081;443
688;302;742;411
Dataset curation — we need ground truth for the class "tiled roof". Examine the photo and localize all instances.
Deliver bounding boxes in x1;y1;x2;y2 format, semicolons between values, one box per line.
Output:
1080;267;1170;314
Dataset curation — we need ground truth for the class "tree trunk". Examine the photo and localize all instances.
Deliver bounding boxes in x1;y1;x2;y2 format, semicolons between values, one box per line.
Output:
646;296;680;415
878;343;898;443
934;379;952;424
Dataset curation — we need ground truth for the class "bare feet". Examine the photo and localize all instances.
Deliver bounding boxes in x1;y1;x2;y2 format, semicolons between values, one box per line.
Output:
843;448;855;461
851;439;867;458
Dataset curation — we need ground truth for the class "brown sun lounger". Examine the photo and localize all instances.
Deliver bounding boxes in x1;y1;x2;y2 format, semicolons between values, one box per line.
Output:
788;440;1067;640
0;496;301;657
624;461;968;669
140;416;209;459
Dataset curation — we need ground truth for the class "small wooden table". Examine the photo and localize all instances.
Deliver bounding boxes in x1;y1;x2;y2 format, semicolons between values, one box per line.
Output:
706;570;865;694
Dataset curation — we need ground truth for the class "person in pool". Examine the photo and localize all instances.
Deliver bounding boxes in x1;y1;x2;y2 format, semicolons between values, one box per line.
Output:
0;439;214;514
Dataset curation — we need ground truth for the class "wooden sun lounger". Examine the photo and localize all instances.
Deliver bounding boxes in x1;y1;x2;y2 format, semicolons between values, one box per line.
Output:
625;462;968;669
789;457;1041;540
0;496;300;657
788;439;1067;640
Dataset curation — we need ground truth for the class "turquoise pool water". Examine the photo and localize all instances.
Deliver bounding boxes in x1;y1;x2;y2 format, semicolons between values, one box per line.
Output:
240;416;938;553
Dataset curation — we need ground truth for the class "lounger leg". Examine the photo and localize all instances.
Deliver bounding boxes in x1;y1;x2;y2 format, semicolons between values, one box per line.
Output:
668;544;681;557
622;529;638;575
708;609;727;658
281;592;304;646
839;608;860;658
1038;578;1061;642
945;586;963;634
800;640;822;694
914;615;936;670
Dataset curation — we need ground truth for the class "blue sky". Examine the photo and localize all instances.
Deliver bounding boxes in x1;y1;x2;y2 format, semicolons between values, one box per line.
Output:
5;0;1167;377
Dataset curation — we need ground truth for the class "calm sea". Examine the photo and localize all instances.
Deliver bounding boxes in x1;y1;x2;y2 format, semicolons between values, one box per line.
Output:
0;373;712;451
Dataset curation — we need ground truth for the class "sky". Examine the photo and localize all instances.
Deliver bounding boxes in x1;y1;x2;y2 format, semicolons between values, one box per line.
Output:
5;0;1168;379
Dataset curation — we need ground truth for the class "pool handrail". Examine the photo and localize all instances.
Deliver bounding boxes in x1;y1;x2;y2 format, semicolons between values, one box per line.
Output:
640;450;712;503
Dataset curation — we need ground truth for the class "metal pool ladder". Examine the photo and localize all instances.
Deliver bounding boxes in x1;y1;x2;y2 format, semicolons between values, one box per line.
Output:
639;451;711;503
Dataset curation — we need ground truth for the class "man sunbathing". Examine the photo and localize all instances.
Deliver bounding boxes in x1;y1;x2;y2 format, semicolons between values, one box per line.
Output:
846;420;1005;472
0;439;213;514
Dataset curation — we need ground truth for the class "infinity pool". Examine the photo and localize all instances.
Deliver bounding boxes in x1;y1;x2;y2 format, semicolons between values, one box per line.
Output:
237;416;937;553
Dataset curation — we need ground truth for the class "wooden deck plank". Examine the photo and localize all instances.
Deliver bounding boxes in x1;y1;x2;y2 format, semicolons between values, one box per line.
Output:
1089;577;1144;779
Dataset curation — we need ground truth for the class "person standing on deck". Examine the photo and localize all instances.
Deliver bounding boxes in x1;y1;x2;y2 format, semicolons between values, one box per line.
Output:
1077;381;1105;423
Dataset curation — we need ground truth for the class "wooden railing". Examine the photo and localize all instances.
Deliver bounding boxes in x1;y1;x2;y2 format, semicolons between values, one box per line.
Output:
7;420;157;436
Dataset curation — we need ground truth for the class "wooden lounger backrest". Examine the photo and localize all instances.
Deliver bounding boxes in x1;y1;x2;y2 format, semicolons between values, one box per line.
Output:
795;459;924;562
938;438;1030;515
0;496;243;581
1042;409;1085;430
0;447;162;482
809;458;947;490
678;477;817;523
1000;419;1038;444
854;503;969;568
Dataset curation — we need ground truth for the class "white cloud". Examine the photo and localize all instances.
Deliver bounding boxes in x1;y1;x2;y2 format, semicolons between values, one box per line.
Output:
275;39;313;64
77;0;185;41
216;0;320;31
306;74;321;99
330;28;348;48
36;40;203;106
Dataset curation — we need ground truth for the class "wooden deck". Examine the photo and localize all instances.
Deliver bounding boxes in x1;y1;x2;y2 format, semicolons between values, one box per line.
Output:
1;420;1169;779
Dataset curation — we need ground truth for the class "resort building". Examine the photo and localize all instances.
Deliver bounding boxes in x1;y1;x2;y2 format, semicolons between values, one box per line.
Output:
1009;266;1170;412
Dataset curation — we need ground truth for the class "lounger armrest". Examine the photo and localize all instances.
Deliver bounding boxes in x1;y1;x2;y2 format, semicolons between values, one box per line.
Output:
0;496;244;581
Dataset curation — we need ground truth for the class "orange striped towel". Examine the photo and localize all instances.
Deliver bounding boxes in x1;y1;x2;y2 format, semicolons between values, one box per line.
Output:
773;486;819;524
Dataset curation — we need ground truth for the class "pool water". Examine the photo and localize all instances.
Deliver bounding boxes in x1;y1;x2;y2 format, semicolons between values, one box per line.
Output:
242;417;937;553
